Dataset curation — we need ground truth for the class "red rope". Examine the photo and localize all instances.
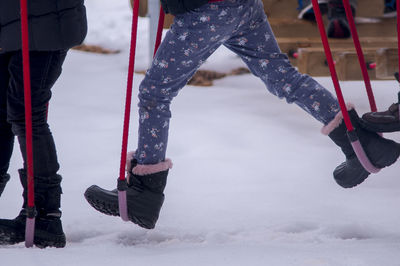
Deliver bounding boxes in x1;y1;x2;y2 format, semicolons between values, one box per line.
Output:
154;7;165;57
342;0;377;112
311;0;353;131
119;0;140;181
397;0;400;78
20;0;35;208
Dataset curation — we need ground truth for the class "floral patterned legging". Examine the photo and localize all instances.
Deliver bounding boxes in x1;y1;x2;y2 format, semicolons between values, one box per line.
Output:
135;0;340;164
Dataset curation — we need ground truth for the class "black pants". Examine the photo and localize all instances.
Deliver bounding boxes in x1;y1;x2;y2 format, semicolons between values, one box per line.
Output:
0;50;67;177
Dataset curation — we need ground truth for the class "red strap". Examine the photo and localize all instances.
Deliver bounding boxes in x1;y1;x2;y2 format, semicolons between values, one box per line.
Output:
342;0;377;112
20;0;35;208
154;7;165;57
119;0;140;181
397;0;400;78
311;0;353;131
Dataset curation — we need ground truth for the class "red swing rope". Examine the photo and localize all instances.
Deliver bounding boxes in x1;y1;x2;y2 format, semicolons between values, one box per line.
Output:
311;0;381;173
311;0;353;131
154;7;165;57
342;0;377;112
397;0;400;80
20;0;36;247
118;1;165;221
119;0;140;185
118;0;140;221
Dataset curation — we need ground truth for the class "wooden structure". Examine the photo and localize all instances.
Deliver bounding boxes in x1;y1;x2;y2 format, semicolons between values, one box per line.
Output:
134;0;398;81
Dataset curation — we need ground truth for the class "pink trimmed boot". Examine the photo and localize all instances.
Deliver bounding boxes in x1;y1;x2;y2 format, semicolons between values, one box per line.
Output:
84;158;172;229
323;108;400;188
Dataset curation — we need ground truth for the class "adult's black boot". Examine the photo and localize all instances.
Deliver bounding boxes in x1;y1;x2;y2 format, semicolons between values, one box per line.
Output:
0;169;66;248
327;0;357;38
0;173;10;196
323;108;400;188
85;158;172;229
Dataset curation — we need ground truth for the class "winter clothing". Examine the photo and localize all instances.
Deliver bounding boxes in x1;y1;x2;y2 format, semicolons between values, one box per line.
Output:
0;0;87;53
85;157;171;229
0;0;87;247
0;173;10;196
0;50;67;178
135;0;340;165
327;0;357;39
86;0;400;231
361;103;400;132
323;108;400;188
0;169;65;248
160;0;209;15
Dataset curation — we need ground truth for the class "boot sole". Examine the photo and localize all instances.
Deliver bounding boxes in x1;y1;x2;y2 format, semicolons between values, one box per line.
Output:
0;227;24;245
84;185;157;229
0;226;65;248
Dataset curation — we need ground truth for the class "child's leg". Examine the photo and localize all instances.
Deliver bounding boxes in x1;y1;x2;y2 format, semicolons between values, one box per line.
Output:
223;0;340;125
135;8;240;165
0;53;14;175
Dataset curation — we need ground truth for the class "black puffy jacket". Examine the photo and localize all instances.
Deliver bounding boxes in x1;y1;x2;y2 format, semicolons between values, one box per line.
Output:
0;0;87;54
160;0;209;15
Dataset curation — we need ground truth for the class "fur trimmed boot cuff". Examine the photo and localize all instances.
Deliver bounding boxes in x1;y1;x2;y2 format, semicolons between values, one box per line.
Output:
321;104;355;135
132;159;173;176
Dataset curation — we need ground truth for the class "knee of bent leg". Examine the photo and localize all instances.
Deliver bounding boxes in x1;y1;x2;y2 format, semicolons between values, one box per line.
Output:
8;107;49;136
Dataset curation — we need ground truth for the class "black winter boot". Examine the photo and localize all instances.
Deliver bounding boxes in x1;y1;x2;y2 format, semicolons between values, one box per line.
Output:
327;0;357;38
0;173;10;197
325;109;400;188
360;92;400;133
0;169;65;248
84;159;171;229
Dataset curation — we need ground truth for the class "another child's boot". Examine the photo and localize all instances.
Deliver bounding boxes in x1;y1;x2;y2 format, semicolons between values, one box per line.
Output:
0;169;65;248
323;108;400;188
361;92;400;133
84;158;171;229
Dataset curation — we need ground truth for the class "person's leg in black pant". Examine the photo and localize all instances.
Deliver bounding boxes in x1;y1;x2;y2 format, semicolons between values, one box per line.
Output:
0;50;68;248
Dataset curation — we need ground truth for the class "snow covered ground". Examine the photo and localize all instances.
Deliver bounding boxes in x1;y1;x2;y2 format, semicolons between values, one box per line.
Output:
1;1;400;265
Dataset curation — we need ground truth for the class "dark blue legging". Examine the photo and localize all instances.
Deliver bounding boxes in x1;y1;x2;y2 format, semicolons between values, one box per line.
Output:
135;0;340;164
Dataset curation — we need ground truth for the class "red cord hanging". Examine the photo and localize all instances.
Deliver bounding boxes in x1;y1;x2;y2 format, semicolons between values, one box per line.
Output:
311;0;353;131
20;0;36;248
311;0;380;174
118;2;166;222
341;0;377;112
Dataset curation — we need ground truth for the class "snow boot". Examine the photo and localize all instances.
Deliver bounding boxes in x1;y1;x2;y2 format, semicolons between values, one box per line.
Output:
323;108;400;188
360;92;400;132
0;169;65;248
0;173;10;197
327;0;357;38
384;0;397;18
298;0;329;21
84;158;171;229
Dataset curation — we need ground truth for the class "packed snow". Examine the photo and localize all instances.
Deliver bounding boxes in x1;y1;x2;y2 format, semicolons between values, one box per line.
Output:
1;0;400;265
